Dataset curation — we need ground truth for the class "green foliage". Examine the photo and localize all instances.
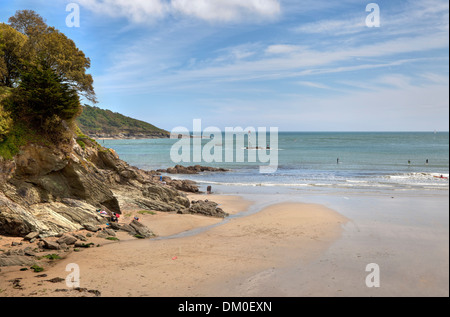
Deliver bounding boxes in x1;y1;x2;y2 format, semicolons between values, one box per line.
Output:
0;10;98;158
42;254;61;260
0;90;12;141
8;10;47;36
31;27;96;103
0;122;36;159
0;23;27;87
77;104;169;136
0;63;82;147
8;63;82;123
138;210;157;215
7;10;96;103
76;139;86;149
77;242;95;248
30;264;44;273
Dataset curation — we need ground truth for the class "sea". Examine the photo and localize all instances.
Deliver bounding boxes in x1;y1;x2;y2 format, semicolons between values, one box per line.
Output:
99;132;449;196
100;132;449;296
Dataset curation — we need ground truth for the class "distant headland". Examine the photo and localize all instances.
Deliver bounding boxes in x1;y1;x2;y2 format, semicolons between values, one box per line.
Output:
76;104;170;139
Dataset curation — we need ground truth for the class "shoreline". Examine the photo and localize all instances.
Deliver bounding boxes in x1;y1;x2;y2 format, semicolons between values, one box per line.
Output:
0;193;347;297
1;186;448;297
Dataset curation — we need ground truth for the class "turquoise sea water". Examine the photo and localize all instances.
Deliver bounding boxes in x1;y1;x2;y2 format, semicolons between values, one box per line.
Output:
100;132;449;193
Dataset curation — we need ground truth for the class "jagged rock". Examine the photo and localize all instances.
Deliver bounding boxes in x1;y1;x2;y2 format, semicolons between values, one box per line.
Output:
95;228;116;238
181;200;229;218
0;194;45;236
24;232;40;241
5;248;24;256
71;233;87;241
0;157;15;186
0;254;37;267
129;220;155;238
164;179;199;193
83;224;99;232
47;277;65;283
109;223;136;235
23;247;36;257
0;129;217;238
158;165;228;175
141;184;190;212
41;239;60;250
14;144;69;177
5;247;37;257
56;235;78;246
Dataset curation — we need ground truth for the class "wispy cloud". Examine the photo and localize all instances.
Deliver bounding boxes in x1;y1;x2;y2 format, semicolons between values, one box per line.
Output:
297;81;334;90
293;17;366;36
76;0;281;23
77;0;167;23
171;0;281;22
293;0;449;37
68;0;448;131
97;29;448;95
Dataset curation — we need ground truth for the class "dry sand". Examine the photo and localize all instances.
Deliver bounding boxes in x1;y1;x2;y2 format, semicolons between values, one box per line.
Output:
0;194;347;297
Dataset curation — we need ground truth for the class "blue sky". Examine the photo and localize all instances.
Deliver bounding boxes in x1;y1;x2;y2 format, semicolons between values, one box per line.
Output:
1;0;448;131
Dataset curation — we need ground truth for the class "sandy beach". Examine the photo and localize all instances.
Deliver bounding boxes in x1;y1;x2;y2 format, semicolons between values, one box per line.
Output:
0;194;347;297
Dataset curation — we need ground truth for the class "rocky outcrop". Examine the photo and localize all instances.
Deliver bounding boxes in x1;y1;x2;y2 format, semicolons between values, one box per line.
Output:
157;165;229;175
86;132;169;139
164;179;199;193
179;200;229;218
0;253;37;267
129;220;155;238
0;133;199;238
0;157;15;187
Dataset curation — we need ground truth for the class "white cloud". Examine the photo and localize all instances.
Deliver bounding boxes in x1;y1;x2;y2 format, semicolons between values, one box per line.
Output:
265;44;303;55
294;18;366;35
171;0;281;22
375;74;412;89
293;0;449;38
297;81;333;90
77;0;167;23
76;0;281;23
420;72;450;84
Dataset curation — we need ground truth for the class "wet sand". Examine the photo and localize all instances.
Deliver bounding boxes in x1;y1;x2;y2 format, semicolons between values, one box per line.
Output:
0;194;347;297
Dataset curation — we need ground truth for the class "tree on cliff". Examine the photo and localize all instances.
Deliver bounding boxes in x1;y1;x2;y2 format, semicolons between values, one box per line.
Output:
0;10;95;153
7;10;96;103
8;9;47;36
0;23;27;87
0;93;12;142
7;62;81;125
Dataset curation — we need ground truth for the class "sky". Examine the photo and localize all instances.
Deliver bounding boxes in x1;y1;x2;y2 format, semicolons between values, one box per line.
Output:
0;0;449;132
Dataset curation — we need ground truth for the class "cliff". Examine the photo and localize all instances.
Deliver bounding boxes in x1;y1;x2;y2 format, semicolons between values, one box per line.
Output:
0;132;198;238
